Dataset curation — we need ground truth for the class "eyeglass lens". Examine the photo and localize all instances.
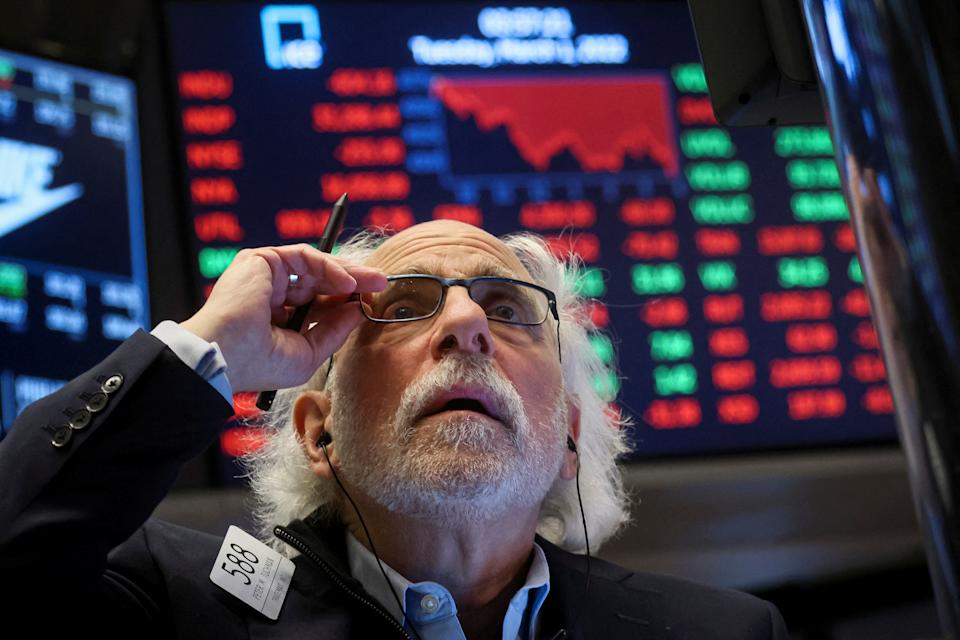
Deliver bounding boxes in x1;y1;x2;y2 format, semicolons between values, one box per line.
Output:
365;277;548;324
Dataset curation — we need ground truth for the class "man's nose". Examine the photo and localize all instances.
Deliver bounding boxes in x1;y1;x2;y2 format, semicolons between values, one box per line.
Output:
429;286;495;358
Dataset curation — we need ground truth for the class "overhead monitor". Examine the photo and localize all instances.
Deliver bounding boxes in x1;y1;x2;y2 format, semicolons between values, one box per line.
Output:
0;48;149;436
164;2;896;463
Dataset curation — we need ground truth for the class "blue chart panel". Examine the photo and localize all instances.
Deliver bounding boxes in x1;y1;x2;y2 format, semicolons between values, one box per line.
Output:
0;49;149;436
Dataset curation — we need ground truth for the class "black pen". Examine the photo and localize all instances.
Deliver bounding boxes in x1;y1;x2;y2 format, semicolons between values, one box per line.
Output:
256;193;349;411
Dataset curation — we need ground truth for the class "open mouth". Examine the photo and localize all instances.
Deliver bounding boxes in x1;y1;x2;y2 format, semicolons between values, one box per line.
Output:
421;390;501;422
434;398;493;416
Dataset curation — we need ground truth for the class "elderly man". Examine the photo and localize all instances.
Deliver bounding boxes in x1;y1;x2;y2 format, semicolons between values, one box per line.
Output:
0;221;787;638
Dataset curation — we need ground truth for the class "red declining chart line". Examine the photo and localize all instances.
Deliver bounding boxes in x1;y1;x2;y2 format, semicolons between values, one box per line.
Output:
431;75;679;175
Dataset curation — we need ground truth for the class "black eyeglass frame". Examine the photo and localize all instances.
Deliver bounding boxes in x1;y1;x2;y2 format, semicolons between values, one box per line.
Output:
353;274;562;361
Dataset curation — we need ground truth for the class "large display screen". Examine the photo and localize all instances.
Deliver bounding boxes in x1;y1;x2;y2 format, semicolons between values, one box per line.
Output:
165;2;896;459
0;49;149;437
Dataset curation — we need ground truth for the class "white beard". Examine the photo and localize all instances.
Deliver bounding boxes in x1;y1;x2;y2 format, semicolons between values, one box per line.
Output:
328;353;568;526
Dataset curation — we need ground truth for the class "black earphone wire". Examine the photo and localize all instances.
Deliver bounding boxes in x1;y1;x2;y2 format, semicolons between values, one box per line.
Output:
572;445;590;636
551;437;591;640
319;440;424;640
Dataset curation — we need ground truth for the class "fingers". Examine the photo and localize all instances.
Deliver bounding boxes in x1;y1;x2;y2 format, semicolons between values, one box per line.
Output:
273;293;361;336
300;294;357;328
347;266;389;293
278;244;357;293
192;243;382;391
271;306;292;326
302;301;366;364
274;244;387;292
238;248;295;308
246;244;387;309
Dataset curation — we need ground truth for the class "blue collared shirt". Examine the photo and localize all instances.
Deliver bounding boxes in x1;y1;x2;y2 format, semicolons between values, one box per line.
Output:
346;532;551;640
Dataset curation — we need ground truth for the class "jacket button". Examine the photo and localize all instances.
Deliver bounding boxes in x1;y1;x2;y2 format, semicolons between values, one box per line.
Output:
69;408;92;430
51;425;73;448
101;374;123;394
86;392;108;413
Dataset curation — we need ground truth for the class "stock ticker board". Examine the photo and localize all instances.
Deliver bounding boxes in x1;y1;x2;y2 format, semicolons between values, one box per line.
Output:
0;49;149;437
166;2;897;459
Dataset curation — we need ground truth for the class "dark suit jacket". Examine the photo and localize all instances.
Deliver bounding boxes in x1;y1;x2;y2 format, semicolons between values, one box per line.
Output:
0;331;789;638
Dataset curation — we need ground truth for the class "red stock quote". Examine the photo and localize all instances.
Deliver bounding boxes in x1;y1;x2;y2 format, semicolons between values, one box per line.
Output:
166;2;896;465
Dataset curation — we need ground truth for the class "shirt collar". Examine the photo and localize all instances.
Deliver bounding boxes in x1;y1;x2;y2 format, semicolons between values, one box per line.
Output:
345;531;551;640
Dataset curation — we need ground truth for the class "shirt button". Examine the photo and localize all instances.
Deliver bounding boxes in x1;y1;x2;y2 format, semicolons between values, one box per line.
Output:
101;374;123;394
86;392;109;413
420;594;440;613
51;425;73;448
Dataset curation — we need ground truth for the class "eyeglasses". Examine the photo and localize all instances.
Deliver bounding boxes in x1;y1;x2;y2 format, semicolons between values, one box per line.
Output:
354;274;561;360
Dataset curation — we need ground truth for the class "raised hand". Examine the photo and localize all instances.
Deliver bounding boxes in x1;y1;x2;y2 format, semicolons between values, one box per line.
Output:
180;244;386;392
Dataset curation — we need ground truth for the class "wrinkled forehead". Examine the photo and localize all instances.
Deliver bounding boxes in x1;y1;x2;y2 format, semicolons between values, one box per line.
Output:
366;220;532;279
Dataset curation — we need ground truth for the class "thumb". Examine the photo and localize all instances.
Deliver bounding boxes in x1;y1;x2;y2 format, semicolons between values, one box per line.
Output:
302;303;366;362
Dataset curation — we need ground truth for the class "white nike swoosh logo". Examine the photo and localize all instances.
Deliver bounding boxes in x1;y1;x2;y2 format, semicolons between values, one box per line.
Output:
0;183;84;240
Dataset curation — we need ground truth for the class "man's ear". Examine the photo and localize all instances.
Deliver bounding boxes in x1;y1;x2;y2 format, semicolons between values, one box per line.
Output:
560;394;582;481
293;389;337;480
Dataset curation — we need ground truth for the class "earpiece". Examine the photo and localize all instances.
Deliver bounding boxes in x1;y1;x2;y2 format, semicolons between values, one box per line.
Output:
317;431;333;447
567;435;577;453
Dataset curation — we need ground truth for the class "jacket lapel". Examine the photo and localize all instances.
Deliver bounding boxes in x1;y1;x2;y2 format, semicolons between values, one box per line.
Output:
537;536;666;640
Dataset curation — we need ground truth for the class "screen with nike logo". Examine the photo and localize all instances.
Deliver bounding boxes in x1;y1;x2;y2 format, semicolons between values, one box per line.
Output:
0;48;149;437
